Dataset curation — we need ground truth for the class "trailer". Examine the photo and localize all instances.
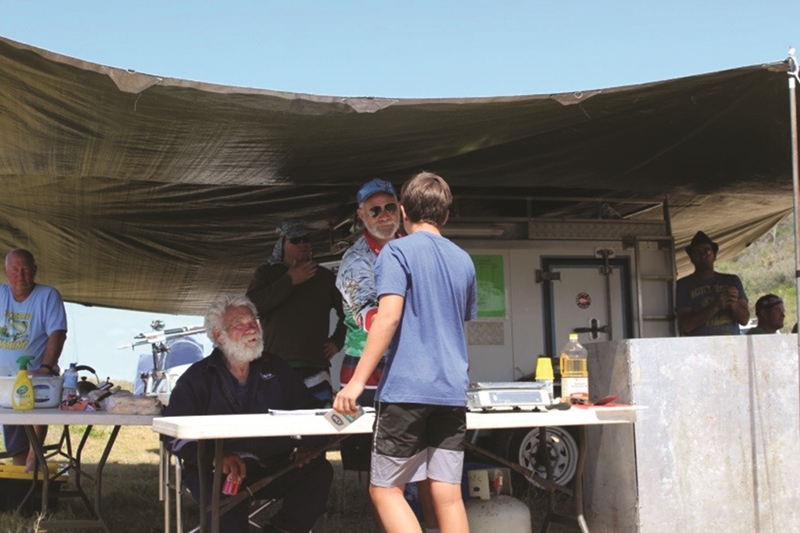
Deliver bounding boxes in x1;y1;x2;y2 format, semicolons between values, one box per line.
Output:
328;194;679;488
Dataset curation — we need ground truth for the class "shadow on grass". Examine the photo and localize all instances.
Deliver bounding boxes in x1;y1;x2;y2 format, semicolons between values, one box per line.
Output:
0;451;580;532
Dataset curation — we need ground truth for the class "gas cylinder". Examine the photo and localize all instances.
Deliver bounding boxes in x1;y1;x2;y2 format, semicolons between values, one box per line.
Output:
465;494;532;532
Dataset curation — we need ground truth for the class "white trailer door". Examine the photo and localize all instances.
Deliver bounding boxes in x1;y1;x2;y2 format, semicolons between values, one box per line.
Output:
541;256;632;358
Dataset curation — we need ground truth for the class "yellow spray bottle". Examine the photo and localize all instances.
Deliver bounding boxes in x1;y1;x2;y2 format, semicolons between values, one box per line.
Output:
12;355;35;411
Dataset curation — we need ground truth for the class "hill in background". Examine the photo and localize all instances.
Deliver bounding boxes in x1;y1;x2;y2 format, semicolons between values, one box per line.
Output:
717;215;797;332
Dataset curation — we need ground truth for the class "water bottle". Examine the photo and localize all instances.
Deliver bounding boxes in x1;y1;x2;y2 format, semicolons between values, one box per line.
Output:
62;363;79;401
559;333;588;403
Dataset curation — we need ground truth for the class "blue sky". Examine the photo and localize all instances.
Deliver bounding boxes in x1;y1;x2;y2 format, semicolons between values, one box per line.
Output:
2;1;799;380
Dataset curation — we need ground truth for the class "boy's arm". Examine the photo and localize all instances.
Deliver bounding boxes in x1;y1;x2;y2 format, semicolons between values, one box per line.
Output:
333;293;404;415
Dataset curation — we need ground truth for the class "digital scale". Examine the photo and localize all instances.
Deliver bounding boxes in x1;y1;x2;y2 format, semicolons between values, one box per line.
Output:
467;381;553;411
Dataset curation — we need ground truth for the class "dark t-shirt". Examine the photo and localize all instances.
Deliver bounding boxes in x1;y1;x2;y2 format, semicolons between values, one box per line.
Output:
246;263;345;367
675;272;747;336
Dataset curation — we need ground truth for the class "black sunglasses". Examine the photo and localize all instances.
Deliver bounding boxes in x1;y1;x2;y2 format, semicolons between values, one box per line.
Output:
288;235;311;245
367;202;398;218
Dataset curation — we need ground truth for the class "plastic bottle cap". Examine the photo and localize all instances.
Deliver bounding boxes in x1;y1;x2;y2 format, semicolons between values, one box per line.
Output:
569;333;578;341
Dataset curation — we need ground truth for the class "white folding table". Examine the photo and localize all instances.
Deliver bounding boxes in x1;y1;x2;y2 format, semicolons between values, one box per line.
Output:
153;405;638;533
0;408;156;531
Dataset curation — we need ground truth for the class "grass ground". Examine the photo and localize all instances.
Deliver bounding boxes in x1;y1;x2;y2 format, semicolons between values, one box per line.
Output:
0;423;580;532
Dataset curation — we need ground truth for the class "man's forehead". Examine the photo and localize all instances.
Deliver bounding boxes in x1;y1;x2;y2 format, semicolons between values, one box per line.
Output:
5;253;34;267
224;306;255;321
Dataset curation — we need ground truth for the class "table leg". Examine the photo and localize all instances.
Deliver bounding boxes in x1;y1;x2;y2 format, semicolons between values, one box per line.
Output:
211;438;223;533
18;425;49;515
574;425;589;533
92;425;121;524
539;425;590;533
74;424;101;516
33;424;119;532
540;426;555;533
197;439;209;533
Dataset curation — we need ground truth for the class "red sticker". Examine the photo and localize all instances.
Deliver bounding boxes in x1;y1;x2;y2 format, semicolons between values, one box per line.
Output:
576;292;591;309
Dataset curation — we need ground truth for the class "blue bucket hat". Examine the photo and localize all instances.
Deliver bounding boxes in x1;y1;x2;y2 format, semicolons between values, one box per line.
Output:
356;179;397;205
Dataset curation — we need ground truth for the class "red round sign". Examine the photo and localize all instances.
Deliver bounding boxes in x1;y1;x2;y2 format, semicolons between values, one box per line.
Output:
576;292;591;309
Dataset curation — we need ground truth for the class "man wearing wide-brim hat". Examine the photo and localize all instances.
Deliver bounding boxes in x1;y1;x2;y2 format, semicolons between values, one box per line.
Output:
675;231;750;336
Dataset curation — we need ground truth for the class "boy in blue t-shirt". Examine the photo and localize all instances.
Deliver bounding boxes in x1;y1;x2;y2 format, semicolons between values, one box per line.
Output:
334;171;477;533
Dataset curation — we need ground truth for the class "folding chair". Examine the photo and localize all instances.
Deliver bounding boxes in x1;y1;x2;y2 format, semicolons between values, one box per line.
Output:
160;442;276;532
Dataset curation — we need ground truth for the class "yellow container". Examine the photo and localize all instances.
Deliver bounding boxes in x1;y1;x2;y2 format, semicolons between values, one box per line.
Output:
535;356;554;380
0;463;67;515
535;356;555;400
12;372;34;411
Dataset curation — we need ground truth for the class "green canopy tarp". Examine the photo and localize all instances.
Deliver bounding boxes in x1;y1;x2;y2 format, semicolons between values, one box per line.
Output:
0;36;794;314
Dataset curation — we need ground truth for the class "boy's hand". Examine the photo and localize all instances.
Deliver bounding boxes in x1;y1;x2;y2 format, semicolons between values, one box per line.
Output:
334;383;364;416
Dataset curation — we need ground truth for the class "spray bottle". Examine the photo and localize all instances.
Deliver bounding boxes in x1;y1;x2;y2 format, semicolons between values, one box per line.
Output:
12;355;35;411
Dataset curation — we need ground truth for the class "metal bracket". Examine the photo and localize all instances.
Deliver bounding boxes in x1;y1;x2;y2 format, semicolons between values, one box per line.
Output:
596;248;614;275
536;270;561;283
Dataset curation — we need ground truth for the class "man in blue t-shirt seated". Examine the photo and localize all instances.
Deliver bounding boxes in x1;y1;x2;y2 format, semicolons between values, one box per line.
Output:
675;231;750;336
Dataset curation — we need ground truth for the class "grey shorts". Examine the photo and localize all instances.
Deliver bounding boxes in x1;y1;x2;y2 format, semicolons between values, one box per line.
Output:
370;402;466;488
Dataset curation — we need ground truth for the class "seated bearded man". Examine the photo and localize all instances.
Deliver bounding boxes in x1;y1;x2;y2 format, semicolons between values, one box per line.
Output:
163;294;333;533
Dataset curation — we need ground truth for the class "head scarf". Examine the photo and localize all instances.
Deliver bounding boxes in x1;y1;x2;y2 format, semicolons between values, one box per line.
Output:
266;218;313;265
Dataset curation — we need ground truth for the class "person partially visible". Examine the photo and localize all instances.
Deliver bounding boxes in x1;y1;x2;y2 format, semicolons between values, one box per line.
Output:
676;231;750;336
246;218;346;405
746;294;785;334
0;248;67;471
164;294;333;533
337;178;420;531
336;178;402;409
335;171;477;533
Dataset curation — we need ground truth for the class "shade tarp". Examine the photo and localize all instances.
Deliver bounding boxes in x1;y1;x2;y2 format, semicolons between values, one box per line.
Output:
0;37;795;314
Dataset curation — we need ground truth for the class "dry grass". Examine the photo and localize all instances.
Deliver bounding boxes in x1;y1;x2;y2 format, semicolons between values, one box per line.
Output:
0;422;580;532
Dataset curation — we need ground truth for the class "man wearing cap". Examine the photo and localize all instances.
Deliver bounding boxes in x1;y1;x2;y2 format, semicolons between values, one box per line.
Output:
336;179;402;410
337;179;447;533
246;218;346;405
675;231;749;336
746;294;785;334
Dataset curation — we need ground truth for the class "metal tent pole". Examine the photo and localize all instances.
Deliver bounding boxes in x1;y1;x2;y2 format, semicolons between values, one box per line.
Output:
788;48;800;354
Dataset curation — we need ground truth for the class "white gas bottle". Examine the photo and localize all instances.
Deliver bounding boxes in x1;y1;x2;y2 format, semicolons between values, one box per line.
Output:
465;494;532;532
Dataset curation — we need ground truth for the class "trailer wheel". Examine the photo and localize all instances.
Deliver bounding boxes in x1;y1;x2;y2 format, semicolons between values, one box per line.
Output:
493;426;579;496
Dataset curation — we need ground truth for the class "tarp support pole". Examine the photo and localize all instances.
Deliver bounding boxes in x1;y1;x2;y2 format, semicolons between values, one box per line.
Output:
787;48;800;371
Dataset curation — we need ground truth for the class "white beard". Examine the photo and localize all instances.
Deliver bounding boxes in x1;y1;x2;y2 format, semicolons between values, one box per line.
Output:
364;218;399;241
219;329;264;364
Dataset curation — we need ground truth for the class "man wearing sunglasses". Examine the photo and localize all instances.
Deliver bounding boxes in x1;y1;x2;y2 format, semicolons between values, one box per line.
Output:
246;218;346;406
336;179;402;412
337;179;428;531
